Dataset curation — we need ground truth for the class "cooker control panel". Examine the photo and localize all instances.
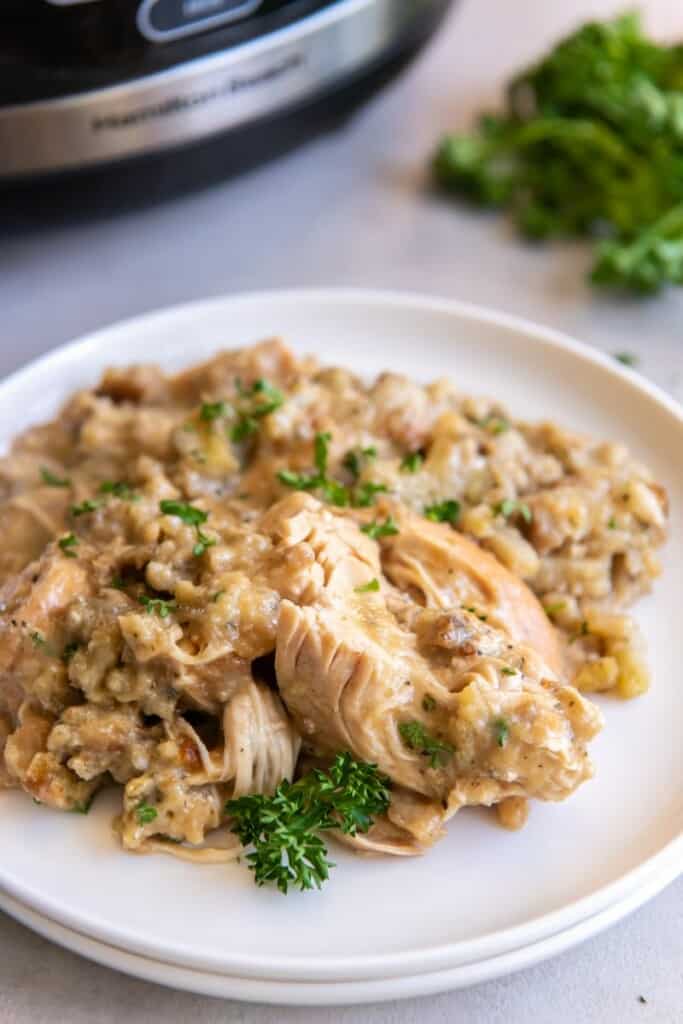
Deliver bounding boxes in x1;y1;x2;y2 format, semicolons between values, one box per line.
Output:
137;0;264;42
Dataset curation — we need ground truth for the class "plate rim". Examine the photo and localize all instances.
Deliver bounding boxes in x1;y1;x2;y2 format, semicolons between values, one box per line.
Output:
0;288;681;982
2;865;680;1005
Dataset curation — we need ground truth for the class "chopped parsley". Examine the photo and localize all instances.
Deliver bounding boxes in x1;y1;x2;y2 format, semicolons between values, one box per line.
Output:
58;533;78;558
353;481;388;508
212;589;225;603
424;500;461;525
492;717;509;748
493;498;532;523
98;480;140;502
479;415;510;435
29;630;48;650
569;620;590;644
278;432;387;509
231;378;284;443
318;477;352;508
139;595;176;618
110;576;126;590
422;694;437;712
71;800;92;815
464;605;488;621
607;515;617;529
355;578;380;594
399;720;454;768
200;400;230;421
501;666;517;676
613;352;638;367
40;467;71;488
62;642;80;664
543;601;567;617
314;431;331;476
70;498;102;517
277;468;318;491
159;499;208;526
401;451;424;473
343;445;377;480
159;500;214;557
199;380;283;441
361;516;399;540
192;529;216;558
136;803;158;825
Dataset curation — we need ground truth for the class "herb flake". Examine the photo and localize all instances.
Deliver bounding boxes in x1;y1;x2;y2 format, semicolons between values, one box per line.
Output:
40;467;71;488
424;500;461;525
361;516;399;540
355;578;380;594
398;720;454;768
58;533;78;558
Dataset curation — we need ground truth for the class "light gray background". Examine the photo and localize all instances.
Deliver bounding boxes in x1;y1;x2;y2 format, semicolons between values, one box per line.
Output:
1;0;681;1020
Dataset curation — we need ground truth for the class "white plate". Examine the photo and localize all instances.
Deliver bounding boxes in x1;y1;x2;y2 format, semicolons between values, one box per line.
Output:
0;290;681;986
2;851;680;1006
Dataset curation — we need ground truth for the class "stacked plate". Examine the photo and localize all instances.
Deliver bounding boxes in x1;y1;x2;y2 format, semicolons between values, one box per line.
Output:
1;292;681;1006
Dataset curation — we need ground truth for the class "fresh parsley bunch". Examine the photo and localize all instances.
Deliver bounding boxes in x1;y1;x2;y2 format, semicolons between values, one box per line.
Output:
433;12;683;293
226;753;391;894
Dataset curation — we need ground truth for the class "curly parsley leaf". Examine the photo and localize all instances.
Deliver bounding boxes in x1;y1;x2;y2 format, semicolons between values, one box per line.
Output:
432;12;683;294
226;753;390;894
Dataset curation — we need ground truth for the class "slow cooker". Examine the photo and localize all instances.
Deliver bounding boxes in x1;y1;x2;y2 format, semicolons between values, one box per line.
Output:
0;0;451;179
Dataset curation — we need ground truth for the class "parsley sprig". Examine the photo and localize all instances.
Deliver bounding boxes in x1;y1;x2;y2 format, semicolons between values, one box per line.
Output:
433;12;683;294
226;753;390;894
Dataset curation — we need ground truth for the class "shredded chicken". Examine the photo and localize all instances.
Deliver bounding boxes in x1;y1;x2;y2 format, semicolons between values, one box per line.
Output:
0;339;666;861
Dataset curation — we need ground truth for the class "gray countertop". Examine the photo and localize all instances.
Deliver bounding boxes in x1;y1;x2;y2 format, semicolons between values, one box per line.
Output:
1;1;681;1020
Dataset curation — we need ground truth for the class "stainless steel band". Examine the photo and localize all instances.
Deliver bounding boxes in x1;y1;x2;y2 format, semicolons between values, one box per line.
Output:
0;0;443;178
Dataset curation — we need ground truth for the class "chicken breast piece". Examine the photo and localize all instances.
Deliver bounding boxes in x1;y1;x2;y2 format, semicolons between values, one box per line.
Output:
273;496;602;849
378;505;564;678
